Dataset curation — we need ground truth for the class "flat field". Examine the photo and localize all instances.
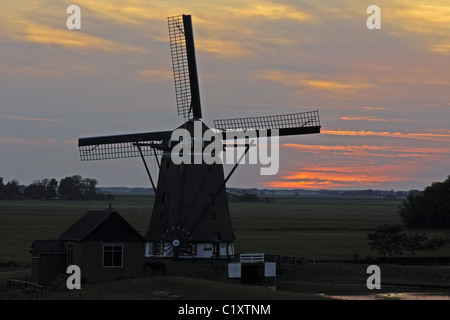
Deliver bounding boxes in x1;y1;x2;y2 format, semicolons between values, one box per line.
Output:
1;193;450;300
1;193;450;264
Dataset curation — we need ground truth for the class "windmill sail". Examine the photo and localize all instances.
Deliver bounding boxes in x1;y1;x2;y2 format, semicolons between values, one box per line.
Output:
214;110;321;138
168;14;202;119
78;131;171;161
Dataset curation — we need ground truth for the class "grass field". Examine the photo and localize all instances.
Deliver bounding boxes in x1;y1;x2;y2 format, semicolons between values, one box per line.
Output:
1;193;450;300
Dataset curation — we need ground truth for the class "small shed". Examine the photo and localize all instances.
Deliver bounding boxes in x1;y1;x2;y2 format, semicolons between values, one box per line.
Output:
30;209;146;285
30;240;67;286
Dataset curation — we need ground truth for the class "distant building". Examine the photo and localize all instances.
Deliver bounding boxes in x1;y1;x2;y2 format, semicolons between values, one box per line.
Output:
30;209;146;286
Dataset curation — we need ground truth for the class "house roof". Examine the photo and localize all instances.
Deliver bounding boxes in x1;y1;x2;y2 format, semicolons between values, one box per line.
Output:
58;209;145;242
30;240;66;256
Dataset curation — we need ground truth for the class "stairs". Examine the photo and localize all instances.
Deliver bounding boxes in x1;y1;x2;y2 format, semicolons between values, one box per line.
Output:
45;273;68;291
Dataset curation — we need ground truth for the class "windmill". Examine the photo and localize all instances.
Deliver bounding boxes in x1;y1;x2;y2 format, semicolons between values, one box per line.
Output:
78;14;321;259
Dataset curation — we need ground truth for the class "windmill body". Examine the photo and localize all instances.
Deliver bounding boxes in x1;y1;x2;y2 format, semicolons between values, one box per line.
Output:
78;14;321;259
145;119;235;258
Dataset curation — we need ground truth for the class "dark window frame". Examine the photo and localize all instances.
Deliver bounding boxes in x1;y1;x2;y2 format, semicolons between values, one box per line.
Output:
103;244;124;268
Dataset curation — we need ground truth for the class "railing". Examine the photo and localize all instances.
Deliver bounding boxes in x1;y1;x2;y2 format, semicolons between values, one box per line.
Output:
7;279;43;294
265;254;304;266
240;253;265;263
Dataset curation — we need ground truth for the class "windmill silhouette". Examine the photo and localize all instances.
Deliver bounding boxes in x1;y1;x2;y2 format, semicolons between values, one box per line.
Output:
78;14;321;259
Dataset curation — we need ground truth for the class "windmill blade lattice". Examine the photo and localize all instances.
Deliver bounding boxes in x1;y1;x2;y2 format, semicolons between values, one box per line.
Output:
168;15;202;119
78;131;170;161
214;111;321;137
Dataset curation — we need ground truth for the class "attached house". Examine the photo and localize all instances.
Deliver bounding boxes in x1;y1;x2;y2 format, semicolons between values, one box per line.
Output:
30;209;146;286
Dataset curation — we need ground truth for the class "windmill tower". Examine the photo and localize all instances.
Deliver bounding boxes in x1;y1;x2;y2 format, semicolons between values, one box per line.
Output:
78;14;321;259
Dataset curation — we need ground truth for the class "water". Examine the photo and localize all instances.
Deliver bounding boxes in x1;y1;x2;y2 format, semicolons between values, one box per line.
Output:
322;292;450;300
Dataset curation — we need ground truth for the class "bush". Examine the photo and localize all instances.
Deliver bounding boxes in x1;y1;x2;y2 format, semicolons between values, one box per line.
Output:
368;225;448;257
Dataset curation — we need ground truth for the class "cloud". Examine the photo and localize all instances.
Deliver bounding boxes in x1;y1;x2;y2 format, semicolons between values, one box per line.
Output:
283;143;450;159
0;114;62;122
0;59;105;78
339;116;413;123
362;107;389;111
431;44;450;54
196;38;251;58
265;164;407;189
0;64;61;78
322;129;450;142
224;1;313;21
259;69;374;93
305;79;373;92
382;2;450;55
138;68;173;82
22;23;140;52
386;3;450;35
0;137;59;146
0;4;143;53
270;138;450;189
79;0;167;25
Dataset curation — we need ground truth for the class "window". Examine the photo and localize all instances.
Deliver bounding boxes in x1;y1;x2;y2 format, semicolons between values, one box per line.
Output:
66;242;74;265
153;242;163;255
103;245;123;268
179;244;197;256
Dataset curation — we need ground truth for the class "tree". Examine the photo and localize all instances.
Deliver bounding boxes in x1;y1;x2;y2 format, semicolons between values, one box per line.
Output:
59;175;83;200
4;180;21;200
402;233;428;256
367;224;406;257
0;177;4;199
45;178;58;199
238;193;259;202
24;178;58;199
399;175;450;229
423;236;447;257
81;178;98;200
58;175;102;200
24;181;45;199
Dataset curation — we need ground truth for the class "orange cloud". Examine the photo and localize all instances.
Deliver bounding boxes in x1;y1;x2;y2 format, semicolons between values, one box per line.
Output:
305;79;373;92
139;68;173;82
362;107;389;111
265;164;411;189
1;12;142;53
283;143;449;159
432;44;450;54
322;129;450;142
259;69;374;93
340;116;413;123
196;38;251;58
24;23;139;52
225;1;312;21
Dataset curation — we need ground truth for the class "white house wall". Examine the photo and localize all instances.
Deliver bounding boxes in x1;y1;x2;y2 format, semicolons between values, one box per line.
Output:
145;242;234;258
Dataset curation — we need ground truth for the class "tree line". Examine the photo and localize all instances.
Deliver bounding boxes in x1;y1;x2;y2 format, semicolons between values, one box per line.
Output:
0;175;113;201
368;175;450;257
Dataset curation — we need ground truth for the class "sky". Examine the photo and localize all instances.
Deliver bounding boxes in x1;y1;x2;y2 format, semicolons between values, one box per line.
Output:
0;0;449;191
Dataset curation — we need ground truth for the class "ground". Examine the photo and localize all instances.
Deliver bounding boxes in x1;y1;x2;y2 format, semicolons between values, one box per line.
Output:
1;193;450;300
